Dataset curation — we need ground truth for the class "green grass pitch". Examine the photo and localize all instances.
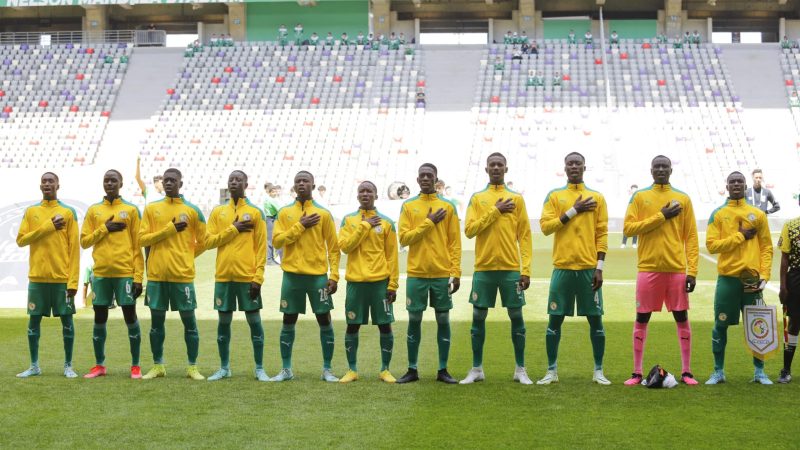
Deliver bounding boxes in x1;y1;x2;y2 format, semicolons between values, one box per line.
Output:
0;233;793;448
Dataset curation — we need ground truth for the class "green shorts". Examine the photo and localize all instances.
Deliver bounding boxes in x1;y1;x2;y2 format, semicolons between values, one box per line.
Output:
548;269;603;316
345;279;394;325
469;271;525;309
27;282;75;317
406;277;452;312
280;272;333;315
145;281;197;312
214;281;262;312
92;277;135;307
714;275;763;326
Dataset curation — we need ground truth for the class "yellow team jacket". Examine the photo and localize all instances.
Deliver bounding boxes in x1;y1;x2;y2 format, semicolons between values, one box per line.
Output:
706;198;773;280
398;193;461;278
540;183;608;270
339;208;399;290
139;195;207;283
206;197;267;285
465;184;532;276
80;197;144;283
16;200;80;290
623;184;699;276
273;199;340;281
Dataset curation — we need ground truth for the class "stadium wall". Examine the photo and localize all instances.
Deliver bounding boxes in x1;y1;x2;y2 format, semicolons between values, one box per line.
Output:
245;0;368;41
607;19;656;39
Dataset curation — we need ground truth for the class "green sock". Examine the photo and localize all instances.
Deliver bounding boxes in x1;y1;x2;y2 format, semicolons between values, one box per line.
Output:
509;308;526;367
407;312;422;369
280;324;295;369
27;315;42;367
180;311;200;365
435;311;450;370
149;310;166;364
93;323;107;365
546;315;564;370
127;320;141;366
217;312;233;369
712;324;728;371
345;332;359;371
246;312;264;370
753;357;764;370
380;332;393;371
471;308;487;367
60;315;74;366
587;315;605;370
320;324;335;370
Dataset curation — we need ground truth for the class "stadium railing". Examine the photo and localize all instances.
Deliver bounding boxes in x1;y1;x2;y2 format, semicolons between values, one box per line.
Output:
0;30;166;47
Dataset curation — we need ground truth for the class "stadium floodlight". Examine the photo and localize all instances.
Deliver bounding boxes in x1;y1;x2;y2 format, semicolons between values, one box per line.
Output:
596;0;606;5
707;0;716;5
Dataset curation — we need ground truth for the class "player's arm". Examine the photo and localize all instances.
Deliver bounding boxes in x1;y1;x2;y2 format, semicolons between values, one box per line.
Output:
622;194;666;237
253;210;267;286
337;217;371;254
595;195;609;254
272;211;305;249
539;192;565;236
135;156;146;197
139;207;178;247
705;212;745;254
780;223;790;303
193;211;207;258
16;209;55;247
464;195;501;238
447;207;463;278
767;190;781;214
67;211;80;293
386;221;400;294
204;207;239;250
79;207;108;249
324;212;341;283
130;207;145;284
757;214;774;281
683;199;700;278
516;196;533;279
398;203;435;246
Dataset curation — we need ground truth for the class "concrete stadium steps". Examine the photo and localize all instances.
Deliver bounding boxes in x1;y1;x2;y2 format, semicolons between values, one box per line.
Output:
719;44;787;109
107;47;186;120
420;45;484;111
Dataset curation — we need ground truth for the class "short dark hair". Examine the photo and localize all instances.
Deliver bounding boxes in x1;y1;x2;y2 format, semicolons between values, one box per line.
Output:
651;155;671;165
164;168;182;179
264;182;274;190
360;180;377;192
419;163;438;175
295;170;314;182
752;168;763;176
230;170;248;181
487;152;506;163
728;171;745;181
631;184;638;190
105;169;123;181
41;171;59;182
564;152;585;163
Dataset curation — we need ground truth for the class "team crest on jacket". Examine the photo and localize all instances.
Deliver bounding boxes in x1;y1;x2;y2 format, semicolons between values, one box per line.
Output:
748;213;756;222
374;225;383;233
243;213;252;221
550;302;557;311
119;211;128;219
472;292;478;301
180;214;189;222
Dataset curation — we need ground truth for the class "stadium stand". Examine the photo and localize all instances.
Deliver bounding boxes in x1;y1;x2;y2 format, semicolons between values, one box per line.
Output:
0;43;131;169
137;41;425;211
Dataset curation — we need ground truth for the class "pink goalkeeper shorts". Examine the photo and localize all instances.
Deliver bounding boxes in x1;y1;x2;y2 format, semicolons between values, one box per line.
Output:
635;272;690;313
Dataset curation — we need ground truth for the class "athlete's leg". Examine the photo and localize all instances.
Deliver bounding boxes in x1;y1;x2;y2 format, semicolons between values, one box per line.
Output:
508;307;526;367
280;313;298;369
470;307;488;367
587;315;605;370
545;314;565;370
435;310;451;370
673;310;692;375
121;305;141;367
378;323;393;371
92;306;109;365
245;311;265;370
316;313;335;370
407;311;423;369
345;324;361;372
633;312;651;376
217;311;233;369
179;310;200;365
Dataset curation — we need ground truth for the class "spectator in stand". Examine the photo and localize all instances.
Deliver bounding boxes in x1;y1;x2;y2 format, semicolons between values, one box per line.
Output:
512;32;520;45
147;23;156;31
568;29;577;45
278;24;289;47
504;31;514;45
553;71;562;86
380;33;390;46
399;33;407;46
263;183;282;265
435;180;446;197
621;184;639;249
584;30;593;46
415;90;426;107
317;185;328;205
609;30;620;46
746;169;780;215
524;40;538;59
135;156;165;206
224;34;234;46
526;69;543;88
341;32;350;46
309;32;320;47
519;31;529;46
294;23;304;45
325;32;335;47
657;33;668;44
210;34;219;46
356;31;368;46
389;32;400;50
782;35;793;50
682;31;691;46
512;48;523;61
494;56;505;71
691;30;701;46
673;34;683;49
